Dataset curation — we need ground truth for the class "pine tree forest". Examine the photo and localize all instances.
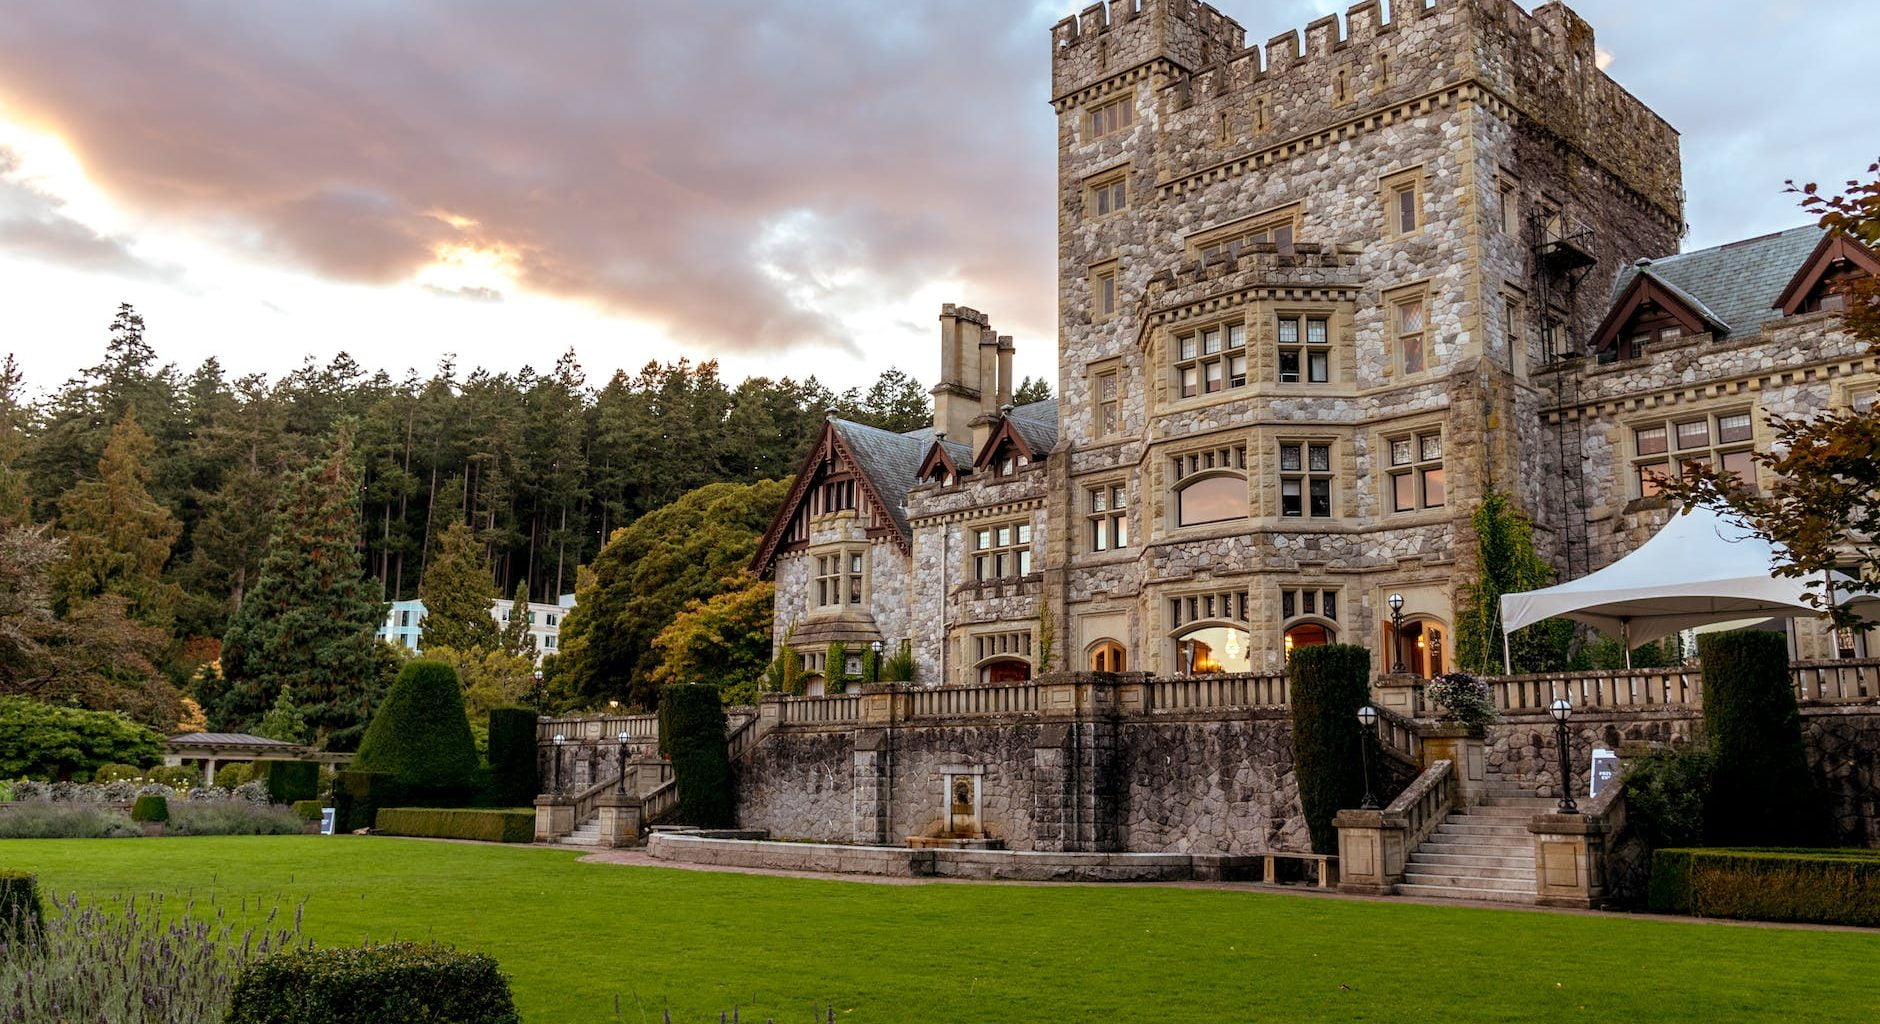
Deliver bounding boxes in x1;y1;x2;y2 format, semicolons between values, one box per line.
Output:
0;303;1046;736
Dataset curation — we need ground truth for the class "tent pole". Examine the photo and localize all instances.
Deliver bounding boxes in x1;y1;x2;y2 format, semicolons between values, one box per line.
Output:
1622;618;1632;669
1502;630;1512;676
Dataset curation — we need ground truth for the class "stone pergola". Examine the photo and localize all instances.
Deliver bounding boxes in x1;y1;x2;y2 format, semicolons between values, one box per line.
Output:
164;732;352;784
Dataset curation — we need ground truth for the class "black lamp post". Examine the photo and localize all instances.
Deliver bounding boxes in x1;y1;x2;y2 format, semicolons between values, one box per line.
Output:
616;731;632;795
1549;698;1579;814
870;639;884;683
1387;593;1407;674
1357;704;1380;810
552;733;566;796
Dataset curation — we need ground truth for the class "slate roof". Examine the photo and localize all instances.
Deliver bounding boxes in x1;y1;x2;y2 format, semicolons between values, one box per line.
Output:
168;732;301;747
1612;224;1825;338
1006;398;1061;455
830;398;1059;539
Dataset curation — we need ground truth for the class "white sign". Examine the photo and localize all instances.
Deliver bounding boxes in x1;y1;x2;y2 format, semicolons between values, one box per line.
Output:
1589;748;1620;799
320;807;336;835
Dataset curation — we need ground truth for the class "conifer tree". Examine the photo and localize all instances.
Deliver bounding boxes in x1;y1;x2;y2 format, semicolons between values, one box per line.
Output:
218;432;386;736
256;684;308;743
419;520;499;651
53;410;182;627
499;582;534;659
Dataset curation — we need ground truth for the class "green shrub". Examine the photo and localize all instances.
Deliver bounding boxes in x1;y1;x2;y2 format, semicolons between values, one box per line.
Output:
0;870;42;945
130;794;170;823
266;761;321;804
486;707;539;807
1648;848;1880;926
224;941;522;1024
332;770;404;833
660;683;735;828
0;803;140;838
354;660;479;801
1698;630;1824;846
375;808;534;843
1287;643;1372;854
94;762;144;783
880;639;915;683
292;799;326;822
213;762;256;789
167;801;305;836
0;697;164;780
1622;746;1714;849
149;764;202;789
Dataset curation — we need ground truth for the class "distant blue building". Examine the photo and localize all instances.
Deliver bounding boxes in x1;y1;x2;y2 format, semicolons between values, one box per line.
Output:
375;594;576;664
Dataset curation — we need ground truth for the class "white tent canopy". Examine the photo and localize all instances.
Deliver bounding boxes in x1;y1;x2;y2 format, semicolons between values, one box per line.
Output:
1499;504;1856;670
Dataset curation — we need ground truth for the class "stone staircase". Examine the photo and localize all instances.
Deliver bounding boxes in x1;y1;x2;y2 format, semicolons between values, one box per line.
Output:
1396;796;1553;904
560;816;604;847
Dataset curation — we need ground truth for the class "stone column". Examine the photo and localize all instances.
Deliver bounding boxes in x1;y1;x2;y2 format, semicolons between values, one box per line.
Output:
851;729;893;845
533;796;574;843
595;794;645;848
1370;673;1424;716
1530;812;1608;908
1333;808;1408;895
1418;725;1485;805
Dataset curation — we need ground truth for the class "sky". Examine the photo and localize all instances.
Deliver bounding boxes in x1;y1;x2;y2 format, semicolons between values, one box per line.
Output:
0;0;1871;399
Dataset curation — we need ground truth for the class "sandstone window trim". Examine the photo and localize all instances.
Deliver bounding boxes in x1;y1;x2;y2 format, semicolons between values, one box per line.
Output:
1088;639;1128;673
1277;439;1337;519
1169;591;1252;676
1499;288;1527;375
1090;363;1124;439
1084;92;1135;140
1280;586;1341;652
970;630;1034;683
1629;409;1757;499
1497;174;1521;237
1172;319;1249;400
1085;166;1129;219
1170;445;1249;529
1090;260;1120;322
811;546;867;612
1085;481;1129;552
1384;429;1446;513
970;520;1034;582
1380;168;1426;239
1386;285;1432;377
1188;205;1301;263
1846;383;1878;415
1275;311;1333;385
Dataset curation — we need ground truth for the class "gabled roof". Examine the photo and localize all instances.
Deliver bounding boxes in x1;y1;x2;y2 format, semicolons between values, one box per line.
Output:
916;437;973;483
1607;224;1826;342
1773;230;1880;315
830;418;926;538
168;732;302;748
1590;267;1732;353
1006;398;1060;455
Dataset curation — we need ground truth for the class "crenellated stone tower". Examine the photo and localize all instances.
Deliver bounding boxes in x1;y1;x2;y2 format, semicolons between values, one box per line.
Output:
1046;0;1682;677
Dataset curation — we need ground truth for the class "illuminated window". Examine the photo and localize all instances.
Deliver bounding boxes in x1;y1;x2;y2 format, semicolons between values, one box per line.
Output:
1174;322;1248;398
1089;640;1127;673
1631;411;1756;497
1386;431;1445;512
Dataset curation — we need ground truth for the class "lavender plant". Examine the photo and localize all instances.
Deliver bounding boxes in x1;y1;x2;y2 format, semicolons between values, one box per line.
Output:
0;891;306;1024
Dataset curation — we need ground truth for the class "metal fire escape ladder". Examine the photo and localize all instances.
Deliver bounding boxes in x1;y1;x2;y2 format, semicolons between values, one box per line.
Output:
1534;213;1597;581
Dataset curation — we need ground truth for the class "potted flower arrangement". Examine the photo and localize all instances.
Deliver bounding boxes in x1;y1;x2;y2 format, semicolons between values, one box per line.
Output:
1424;672;1499;734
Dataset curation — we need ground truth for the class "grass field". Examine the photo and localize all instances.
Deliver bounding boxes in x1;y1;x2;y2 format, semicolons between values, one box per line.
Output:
6;836;1877;1023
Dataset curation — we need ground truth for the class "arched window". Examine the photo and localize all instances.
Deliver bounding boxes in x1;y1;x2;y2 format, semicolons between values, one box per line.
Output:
1089;640;1127;673
1283;622;1335;656
1175;475;1249;527
978;659;1032;684
1175;625;1252;675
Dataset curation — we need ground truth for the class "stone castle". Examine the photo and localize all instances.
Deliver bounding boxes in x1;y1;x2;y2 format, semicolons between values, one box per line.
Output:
751;0;1880;689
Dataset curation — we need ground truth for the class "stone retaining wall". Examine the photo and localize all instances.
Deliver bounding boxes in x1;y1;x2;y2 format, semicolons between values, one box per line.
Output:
645;832;1264;883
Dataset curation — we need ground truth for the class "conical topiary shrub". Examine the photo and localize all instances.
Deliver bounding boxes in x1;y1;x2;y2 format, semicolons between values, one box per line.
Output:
353;660;479;803
1288;643;1373;854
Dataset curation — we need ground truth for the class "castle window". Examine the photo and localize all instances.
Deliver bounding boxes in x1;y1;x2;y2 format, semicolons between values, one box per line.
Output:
1093;267;1117;320
1395;296;1428;374
813;549;865;610
1281;587;1340;654
1086;95;1134;139
1277;314;1331;384
1094;369;1121;438
973;631;1033;683
1086;483;1128;552
1217;111;1231;143
1851;386;1878;414
1174;322;1248;398
1334;68;1351;105
1089;640;1127;673
1087;170;1128;217
1631;411;1757;498
1386;431;1445;512
1279;442;1335;518
1498;177;1521;236
1196;217;1296;263
1381;169;1424;237
1171;446;1248;528
972;522;1034;581
814;478;856;515
1252;97;1269;133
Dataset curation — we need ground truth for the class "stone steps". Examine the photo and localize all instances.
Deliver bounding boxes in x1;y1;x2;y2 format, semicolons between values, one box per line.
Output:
1394;796;1541;905
1411;851;1533;870
1432;821;1531;838
1397;882;1537;904
561;817;604;848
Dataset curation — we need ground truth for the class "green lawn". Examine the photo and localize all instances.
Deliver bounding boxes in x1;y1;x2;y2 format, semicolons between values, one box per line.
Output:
6;836;1877;1023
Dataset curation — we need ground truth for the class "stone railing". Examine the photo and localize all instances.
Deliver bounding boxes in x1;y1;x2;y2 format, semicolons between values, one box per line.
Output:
725;715;763;760
1371;705;1423;767
642;776;681;825
1486;667;1702;713
537;714;660;744
907;681;1040;718
1146;673;1288;712
1793;658;1880;704
571;772;621;827
1333;759;1453;896
1389;759;1456;854
781;694;862;724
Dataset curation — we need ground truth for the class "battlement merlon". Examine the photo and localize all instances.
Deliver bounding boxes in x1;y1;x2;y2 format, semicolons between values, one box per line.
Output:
1050;0;1247;97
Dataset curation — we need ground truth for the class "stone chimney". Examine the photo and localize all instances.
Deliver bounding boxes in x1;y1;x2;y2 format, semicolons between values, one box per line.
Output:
996;336;1015;409
931;304;989;442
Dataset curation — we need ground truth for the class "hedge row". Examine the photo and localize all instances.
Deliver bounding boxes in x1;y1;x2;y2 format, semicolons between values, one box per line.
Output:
0;869;42;943
264;761;321;805
1649;848;1880;926
225;941;521;1024
331;771;403;834
374;808;534;844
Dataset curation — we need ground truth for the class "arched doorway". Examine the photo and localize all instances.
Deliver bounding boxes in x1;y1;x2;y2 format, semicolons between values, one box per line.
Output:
1384;619;1446;678
1088;640;1127;673
803;676;827;697
1175;625;1252;675
978;659;1032;684
1283;621;1335;657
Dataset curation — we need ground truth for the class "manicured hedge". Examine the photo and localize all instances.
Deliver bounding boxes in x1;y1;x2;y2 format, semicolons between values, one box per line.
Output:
130;795;170;823
292;799;326;822
0;869;43;944
374;808;534;844
660;683;734;828
1697;630;1823;845
354;660;479;801
332;770;403;833
1649;848;1880;926
265;760;321;805
486;706;539;807
224;942;521;1024
1288;644;1372;854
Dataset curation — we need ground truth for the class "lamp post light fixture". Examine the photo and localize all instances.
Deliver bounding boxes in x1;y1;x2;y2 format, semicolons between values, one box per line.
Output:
616;731;632;795
870;639;884;683
1549;698;1579;814
1387;593;1407;674
1357;704;1381;810
552;733;567;796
